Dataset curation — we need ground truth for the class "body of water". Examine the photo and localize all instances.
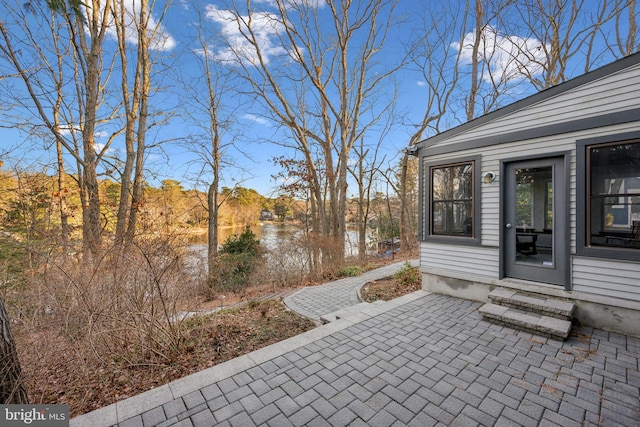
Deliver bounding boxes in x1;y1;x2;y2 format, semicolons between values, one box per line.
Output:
187;222;379;272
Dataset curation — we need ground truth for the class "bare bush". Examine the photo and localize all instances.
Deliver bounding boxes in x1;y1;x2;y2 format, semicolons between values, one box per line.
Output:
16;238;198;369
265;238;311;289
4;237;201;411
264;231;362;288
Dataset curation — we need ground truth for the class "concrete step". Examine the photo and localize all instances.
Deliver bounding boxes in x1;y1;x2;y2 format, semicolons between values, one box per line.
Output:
479;303;572;340
488;288;575;320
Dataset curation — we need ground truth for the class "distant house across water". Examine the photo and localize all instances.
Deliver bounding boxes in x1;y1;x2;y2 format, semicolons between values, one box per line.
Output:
260;210;274;221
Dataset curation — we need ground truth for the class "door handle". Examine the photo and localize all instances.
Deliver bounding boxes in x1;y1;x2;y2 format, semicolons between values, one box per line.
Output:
505;223;512;229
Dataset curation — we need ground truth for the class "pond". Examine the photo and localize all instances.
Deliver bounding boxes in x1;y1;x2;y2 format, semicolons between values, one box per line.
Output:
187;222;379;272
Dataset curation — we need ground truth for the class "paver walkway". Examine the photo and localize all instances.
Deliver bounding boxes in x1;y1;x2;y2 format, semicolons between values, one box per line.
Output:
283;259;419;322
71;290;640;426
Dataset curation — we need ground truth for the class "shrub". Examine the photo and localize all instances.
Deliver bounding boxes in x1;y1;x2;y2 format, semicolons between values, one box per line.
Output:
219;226;261;257
10;235;196;401
210;226;263;293
337;265;363;277
393;262;420;287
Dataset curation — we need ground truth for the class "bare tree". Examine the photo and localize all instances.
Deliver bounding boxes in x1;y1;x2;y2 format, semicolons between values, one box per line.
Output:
396;1;469;250
111;0;174;249
0;0;118;260
349;138;383;262
271;154;327;273
503;0;632;89
397;0;524;249
179;4;241;279
457;0;526;119
0;9;71;248
215;0;402;265
0;295;28;403
348;104;395;262
70;0;114;258
0;156;27;403
614;0;638;56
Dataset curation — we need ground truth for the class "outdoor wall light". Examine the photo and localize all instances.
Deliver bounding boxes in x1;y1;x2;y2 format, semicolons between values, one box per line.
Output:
483;172;497;184
405;145;419;157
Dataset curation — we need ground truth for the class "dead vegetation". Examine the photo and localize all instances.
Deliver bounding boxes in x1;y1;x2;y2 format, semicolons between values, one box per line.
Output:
360;262;421;302
17;299;314;417
4;235;417;417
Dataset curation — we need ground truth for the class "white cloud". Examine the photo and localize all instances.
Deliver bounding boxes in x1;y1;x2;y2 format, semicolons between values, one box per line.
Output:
201;1;327;66
241;113;270;125
253;0;327;9
253;0;277;5
84;0;176;52
205;4;290;65
58;126;110;140
94;142;116;155
452;26;546;83
417;81;427;87
58;125;82;136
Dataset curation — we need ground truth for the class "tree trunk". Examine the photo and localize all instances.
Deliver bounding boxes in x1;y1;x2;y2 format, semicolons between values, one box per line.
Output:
467;0;483;121
76;6;107;261
398;153;411;251
81;146;102;259
114;0;152;249
55;136;70;251
357;194;367;263
113;0;136;248
53;34;70;251
207;181;219;278
0;296;28;404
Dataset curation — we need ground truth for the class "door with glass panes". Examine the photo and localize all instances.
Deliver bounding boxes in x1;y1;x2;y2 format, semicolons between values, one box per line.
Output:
503;157;568;287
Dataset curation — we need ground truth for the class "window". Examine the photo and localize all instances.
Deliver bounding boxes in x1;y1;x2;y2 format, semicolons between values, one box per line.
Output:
514;167;554;231
430;161;474;237
587;139;640;249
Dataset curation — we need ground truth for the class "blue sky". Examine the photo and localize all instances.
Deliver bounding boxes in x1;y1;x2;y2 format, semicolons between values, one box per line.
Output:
1;0;635;197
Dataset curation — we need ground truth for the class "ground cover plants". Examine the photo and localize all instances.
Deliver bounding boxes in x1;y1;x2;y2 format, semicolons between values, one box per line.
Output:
360;262;421;302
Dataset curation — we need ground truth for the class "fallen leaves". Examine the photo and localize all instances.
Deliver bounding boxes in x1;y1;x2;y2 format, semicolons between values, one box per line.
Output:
360;276;422;303
17;299;315;417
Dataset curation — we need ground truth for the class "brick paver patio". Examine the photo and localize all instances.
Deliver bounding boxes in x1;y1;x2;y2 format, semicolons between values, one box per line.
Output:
72;290;640;426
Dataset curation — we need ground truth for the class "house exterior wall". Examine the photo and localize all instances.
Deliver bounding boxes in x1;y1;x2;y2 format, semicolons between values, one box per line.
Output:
427;62;640;152
572;257;640;301
417;55;640;335
421;122;638;274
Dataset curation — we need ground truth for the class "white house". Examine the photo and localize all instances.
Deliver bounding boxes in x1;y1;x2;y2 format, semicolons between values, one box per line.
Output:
413;52;640;336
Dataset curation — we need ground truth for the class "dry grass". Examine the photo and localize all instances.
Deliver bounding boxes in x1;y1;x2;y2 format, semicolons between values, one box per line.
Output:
16;299;314;417
360;275;422;302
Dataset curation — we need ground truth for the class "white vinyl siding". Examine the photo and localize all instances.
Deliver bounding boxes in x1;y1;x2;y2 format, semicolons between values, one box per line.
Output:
422;124;640;292
573;257;640;302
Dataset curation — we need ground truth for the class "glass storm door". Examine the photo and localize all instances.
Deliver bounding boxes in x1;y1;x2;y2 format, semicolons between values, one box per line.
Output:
504;158;567;287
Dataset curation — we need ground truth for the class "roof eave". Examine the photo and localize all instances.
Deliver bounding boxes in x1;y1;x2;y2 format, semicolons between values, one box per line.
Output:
414;51;640;151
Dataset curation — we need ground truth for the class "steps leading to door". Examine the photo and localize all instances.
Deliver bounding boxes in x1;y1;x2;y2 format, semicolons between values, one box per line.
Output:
479;288;574;340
